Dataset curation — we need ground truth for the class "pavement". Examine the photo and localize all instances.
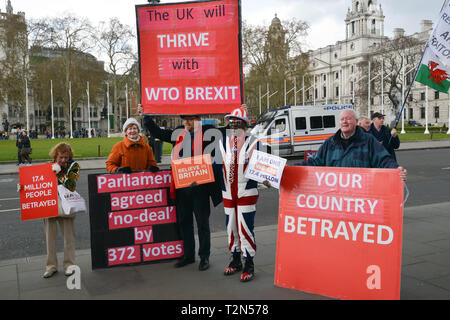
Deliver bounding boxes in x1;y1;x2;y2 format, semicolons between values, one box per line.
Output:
0;139;449;300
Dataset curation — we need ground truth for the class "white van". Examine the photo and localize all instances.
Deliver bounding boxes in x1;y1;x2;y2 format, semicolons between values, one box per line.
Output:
250;105;354;156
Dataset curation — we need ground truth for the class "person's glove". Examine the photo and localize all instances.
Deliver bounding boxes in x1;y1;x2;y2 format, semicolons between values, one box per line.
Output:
116;166;132;174
52;163;61;173
149;166;160;173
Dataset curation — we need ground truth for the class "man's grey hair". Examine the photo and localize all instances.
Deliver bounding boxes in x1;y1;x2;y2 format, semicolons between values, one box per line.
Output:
340;109;359;120
359;116;370;122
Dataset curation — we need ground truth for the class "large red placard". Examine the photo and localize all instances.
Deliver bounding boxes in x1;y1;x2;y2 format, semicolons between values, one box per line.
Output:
136;0;242;115
275;166;404;300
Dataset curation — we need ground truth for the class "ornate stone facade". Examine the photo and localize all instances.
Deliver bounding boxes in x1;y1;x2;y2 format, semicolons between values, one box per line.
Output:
305;0;447;127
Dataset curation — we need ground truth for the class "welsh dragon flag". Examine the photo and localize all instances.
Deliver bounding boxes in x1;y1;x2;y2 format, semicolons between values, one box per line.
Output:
415;0;450;93
415;47;450;93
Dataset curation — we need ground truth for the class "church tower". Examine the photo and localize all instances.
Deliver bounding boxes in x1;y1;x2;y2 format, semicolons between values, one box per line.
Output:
266;14;288;73
345;0;385;40
6;0;13;14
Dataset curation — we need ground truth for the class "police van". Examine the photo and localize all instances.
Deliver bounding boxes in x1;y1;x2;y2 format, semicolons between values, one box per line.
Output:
250;104;354;156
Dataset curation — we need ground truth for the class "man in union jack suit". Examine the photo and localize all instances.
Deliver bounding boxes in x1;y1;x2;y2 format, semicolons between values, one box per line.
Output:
216;106;271;282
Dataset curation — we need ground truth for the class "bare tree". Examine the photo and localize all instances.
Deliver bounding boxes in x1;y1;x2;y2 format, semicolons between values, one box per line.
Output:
242;18;309;116
94;18;137;131
356;35;424;124
29;14;96;133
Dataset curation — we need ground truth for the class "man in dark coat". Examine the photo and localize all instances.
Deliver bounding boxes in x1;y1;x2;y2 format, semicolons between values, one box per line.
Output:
16;128;23;165
369;112;400;161
140;108;222;272
303;109;407;182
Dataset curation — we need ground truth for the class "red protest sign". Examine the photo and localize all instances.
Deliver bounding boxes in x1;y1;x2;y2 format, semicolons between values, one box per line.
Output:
136;0;242;115
19;164;59;221
275;166;404;300
171;154;215;189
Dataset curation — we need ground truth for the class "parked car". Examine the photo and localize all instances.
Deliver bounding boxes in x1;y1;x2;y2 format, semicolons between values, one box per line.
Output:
407;120;422;127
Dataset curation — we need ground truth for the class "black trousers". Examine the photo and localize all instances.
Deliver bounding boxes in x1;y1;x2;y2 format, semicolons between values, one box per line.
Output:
176;186;211;260
17;148;23;164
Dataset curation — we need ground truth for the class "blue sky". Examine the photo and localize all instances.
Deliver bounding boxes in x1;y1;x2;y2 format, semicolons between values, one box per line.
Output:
10;0;445;50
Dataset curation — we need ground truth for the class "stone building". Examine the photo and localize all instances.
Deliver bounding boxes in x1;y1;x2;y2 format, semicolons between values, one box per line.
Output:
0;0;27;131
304;0;448;127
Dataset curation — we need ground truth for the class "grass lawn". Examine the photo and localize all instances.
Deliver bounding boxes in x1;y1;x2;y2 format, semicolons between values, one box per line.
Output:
398;131;450;142
0;137;173;162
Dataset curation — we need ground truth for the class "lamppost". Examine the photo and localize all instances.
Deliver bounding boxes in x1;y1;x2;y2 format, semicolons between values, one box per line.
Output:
352;75;367;107
401;65;416;134
87;82;92;138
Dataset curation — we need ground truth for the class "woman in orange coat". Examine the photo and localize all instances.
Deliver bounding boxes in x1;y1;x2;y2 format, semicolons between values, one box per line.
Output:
106;118;158;173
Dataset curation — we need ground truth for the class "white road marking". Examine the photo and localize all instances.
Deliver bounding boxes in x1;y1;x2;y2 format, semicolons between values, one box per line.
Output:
0;208;20;213
443;167;450;170
0;198;20;201
0;178;15;183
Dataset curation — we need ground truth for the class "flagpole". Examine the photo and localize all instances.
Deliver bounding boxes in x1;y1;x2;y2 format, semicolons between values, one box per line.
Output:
259;85;261;115
25;79;29;133
107;82;110;138
368;60;371;117
313;76;316;106
381;60;384;114
448;94;450;134
392;46;426;130
425;86;430;134
401;59;406;134
87;81;91;138
51;80;54;139
69;81;73;139
125;83;129;119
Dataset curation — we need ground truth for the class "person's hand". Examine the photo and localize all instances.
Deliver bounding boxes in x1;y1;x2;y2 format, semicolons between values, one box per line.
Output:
398;166;407;182
391;128;398;138
241;104;248;113
190;181;198;188
262;180;271;188
137;104;143;115
17;183;21;192
52;163;61;174
149;166;159;173
116;166;132;174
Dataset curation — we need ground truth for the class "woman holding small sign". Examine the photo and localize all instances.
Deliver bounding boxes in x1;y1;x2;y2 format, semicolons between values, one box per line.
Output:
43;142;80;278
106;118;159;174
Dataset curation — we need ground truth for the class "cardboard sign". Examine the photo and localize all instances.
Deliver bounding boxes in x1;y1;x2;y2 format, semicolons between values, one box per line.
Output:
19;164;58;221
171;154;215;189
88;170;183;269
136;0;243;115
244;150;287;189
275;166;404;300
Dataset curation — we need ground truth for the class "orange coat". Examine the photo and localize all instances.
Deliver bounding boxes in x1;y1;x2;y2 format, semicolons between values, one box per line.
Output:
106;136;157;173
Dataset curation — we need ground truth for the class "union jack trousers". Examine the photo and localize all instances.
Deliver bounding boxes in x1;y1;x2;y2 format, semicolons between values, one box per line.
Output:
219;132;260;259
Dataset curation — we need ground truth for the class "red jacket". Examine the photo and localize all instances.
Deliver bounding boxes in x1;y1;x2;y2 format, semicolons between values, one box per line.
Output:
106;136;157;173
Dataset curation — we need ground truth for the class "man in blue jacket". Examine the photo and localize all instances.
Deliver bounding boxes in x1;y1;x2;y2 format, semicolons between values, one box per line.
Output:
303;110;407;181
369;112;400;161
